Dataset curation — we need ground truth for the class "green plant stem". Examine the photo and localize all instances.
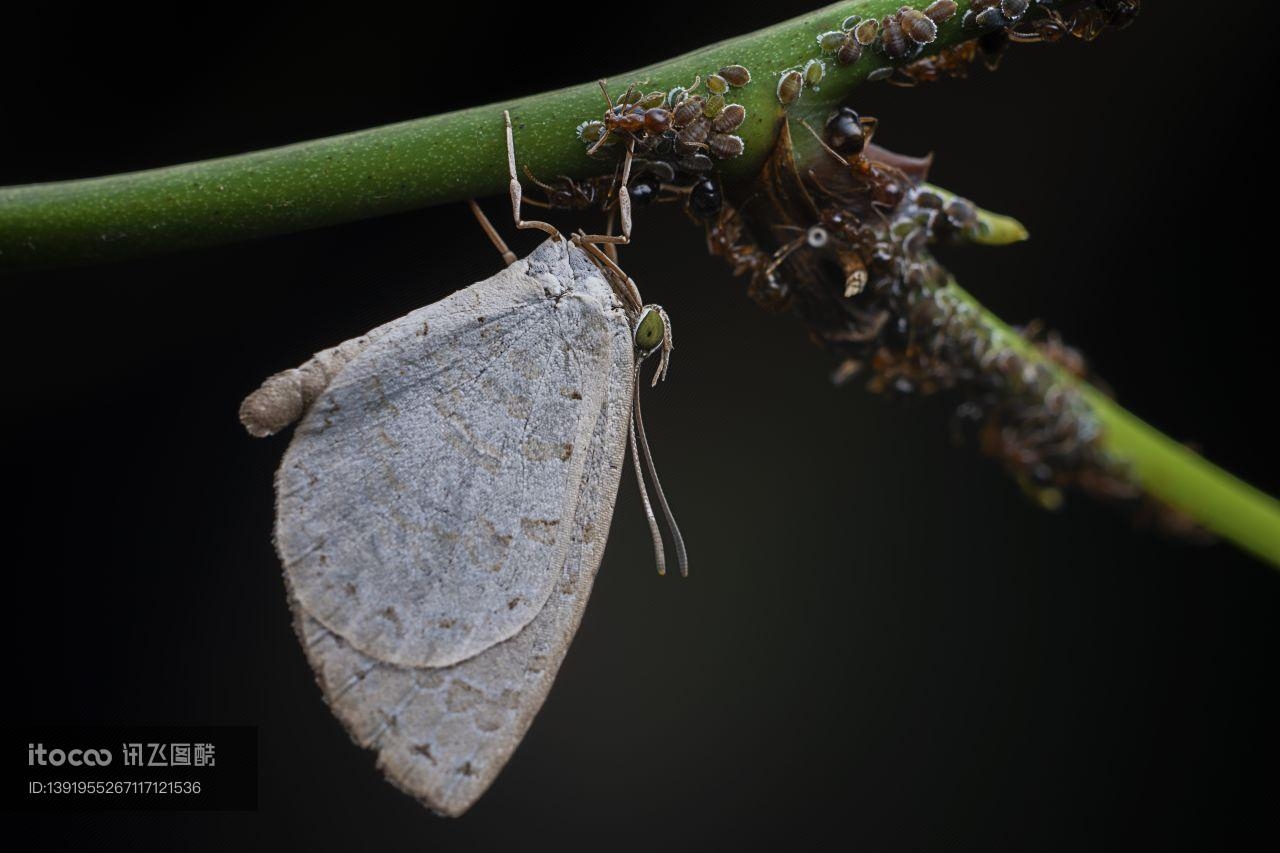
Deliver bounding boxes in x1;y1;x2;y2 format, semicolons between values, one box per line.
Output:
5;3;1276;570
0;0;972;269
922;183;1030;245
946;282;1280;568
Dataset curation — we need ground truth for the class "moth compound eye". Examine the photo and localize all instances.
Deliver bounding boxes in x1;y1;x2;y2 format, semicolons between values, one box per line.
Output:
634;308;665;355
806;226;830;248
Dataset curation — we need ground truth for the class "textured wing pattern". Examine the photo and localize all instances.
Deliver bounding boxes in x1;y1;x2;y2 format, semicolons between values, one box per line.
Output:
274;240;635;815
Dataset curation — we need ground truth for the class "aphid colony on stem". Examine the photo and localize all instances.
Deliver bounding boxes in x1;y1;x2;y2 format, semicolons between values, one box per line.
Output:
815;1;958;78
964;0;1031;30
807;1;1141;89
529;2;1159;521
565;71;748;225
962;0;1140;40
1005;0;1141;44
698;109;1167;519
892;0;1141;86
577;72;747;164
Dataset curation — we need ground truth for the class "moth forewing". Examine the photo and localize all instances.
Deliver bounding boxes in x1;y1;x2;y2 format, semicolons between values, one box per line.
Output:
241;105;690;816
254;239;636;815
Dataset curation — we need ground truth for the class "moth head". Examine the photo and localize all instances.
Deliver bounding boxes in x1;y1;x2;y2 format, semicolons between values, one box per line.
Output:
633;304;673;385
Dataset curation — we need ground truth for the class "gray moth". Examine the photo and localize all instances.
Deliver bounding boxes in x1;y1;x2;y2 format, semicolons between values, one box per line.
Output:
239;114;684;816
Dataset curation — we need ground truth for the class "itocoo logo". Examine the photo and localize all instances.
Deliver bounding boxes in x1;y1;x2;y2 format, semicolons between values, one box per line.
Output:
28;743;113;766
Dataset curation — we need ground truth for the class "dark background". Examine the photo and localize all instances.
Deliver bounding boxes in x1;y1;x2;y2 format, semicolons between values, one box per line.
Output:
3;2;1278;849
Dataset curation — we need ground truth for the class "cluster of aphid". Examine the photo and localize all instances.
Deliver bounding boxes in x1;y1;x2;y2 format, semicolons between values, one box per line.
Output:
965;0;1140;40
550;70;755;227
706;105;983;308
963;0;1034;29
701;106;1148;513
545;2;1156;517
577;69;750;165
1004;0;1140;43
776;58;828;106
811;1;959;84
525;155;725;235
899;289;1134;512
892;0;1140;84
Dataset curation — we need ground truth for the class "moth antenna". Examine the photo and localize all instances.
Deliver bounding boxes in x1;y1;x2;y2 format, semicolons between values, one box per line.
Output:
633;370;688;577
628;393;668;576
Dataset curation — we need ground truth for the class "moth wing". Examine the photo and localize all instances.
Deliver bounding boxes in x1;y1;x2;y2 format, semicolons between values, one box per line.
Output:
276;240;621;670
278;241;636;815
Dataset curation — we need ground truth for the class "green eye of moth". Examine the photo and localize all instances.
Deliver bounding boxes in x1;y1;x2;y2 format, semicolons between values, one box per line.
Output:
634;307;665;354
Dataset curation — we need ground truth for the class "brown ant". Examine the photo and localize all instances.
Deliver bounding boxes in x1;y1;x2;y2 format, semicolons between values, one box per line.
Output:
1007;0;1141;44
586;80;676;156
520;168;612;211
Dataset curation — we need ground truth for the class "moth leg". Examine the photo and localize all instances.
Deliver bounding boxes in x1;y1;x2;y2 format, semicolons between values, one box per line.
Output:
603;206;619;265
577;136;634;246
504;110;560;240
571;235;644;315
467;199;517;267
239;333;377;437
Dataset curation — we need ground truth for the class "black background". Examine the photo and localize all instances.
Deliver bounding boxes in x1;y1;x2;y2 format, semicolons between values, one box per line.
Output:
3;1;1278;849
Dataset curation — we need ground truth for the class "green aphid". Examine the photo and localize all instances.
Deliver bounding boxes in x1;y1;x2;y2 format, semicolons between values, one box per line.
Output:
803;58;825;87
817;30;845;53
